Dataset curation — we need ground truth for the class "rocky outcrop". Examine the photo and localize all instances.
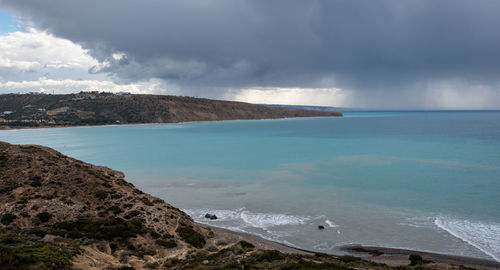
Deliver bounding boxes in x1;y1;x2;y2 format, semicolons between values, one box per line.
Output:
0;141;212;269
204;214;218;220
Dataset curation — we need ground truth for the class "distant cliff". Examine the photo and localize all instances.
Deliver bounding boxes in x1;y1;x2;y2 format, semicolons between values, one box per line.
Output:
0;93;342;128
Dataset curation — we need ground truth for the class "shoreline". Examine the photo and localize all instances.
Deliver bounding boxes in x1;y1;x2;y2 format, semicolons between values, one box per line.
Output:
0;115;341;131
200;224;500;269
2;140;500;269
341;245;500;269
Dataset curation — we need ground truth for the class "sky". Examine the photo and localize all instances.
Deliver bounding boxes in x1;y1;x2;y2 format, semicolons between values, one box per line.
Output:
0;1;499;109
0;9;18;34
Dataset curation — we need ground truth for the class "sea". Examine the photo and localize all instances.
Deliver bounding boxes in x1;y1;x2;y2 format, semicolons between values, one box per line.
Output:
1;111;499;261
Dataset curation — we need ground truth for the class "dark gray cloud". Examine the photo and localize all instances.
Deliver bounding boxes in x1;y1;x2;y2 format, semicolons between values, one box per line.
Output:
2;0;500;108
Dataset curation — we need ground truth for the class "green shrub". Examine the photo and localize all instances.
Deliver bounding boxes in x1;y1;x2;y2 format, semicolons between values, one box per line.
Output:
141;197;153;206
279;261;349;270
0;245;20;263
36;212;52;223
238;240;254;250
109;243;118;251
94;190;109;200
1;213;16;225
338;255;361;263
67;231;82;238
0;152;7;167
152;199;164;204
0;232;20;244
409;253;423;266
124;210;140;219
30;176;42;187
176;226;205;248
102;182;112;188
155;239;177;248
255;250;285;261
29;228;46;238
149;231;160;239
105;266;135;270
51;217;145;240
0;234;74;270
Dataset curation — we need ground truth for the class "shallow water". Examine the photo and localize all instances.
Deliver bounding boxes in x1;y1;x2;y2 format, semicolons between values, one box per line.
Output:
1;111;499;261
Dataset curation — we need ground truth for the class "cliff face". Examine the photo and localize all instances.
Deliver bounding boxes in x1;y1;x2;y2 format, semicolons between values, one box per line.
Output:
0;142;466;270
0;93;342;128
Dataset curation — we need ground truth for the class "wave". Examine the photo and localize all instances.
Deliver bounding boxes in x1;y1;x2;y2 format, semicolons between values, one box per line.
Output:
184;208;312;229
435;217;500;262
241;211;309;228
325;219;338;228
400;215;436;229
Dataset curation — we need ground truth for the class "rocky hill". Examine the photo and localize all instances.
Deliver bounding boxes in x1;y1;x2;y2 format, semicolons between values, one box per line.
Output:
0;93;341;128
0;141;487;269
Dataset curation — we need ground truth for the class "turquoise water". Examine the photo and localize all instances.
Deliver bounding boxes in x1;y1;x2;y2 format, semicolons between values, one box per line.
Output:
1;111;500;261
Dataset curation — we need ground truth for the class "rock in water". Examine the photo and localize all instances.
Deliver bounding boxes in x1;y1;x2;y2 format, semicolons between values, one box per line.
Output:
205;213;218;220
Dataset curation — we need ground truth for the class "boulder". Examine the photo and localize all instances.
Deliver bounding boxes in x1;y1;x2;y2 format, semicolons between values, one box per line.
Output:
205;213;218;220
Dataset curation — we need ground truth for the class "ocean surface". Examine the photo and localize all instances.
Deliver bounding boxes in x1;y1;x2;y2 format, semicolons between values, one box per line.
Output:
1;111;499;261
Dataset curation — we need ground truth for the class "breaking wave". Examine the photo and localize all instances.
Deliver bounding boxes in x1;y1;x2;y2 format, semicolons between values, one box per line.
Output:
435;217;500;262
325;219;338;228
185;208;312;229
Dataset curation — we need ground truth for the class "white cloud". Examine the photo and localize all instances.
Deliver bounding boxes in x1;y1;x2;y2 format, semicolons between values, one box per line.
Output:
0;28;97;71
0;77;173;95
226;87;350;106
0;28;182;95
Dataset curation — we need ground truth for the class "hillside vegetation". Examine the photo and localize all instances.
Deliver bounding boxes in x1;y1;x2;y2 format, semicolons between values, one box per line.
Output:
0;93;341;128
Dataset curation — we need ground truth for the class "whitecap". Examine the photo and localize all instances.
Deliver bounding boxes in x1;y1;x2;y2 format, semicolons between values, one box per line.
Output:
435;217;500;262
325;219;339;228
184;207;312;229
184;208;245;221
240;211;310;228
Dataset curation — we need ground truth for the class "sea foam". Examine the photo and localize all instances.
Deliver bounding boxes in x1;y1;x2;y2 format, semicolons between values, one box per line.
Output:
184;208;311;229
435;217;500;262
325;219;339;228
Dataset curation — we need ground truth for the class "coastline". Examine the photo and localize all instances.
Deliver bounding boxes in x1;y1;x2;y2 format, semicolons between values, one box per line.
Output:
2;140;500;269
341;245;500;269
201;224;500;269
0;115;341;131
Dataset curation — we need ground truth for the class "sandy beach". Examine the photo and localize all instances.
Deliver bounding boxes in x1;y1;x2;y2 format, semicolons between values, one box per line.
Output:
202;224;500;270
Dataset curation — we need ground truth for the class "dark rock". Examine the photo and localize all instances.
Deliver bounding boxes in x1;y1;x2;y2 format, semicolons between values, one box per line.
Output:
350;247;384;256
204;213;218;220
318;225;325;230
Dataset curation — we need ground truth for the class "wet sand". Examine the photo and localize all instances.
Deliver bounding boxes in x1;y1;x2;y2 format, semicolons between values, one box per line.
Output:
202;224;500;270
341;245;500;269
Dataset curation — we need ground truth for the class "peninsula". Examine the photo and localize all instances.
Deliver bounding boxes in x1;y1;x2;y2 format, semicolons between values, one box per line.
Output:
0;93;341;128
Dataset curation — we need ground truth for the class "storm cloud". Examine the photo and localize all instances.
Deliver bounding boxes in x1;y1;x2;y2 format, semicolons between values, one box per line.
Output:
2;0;500;108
